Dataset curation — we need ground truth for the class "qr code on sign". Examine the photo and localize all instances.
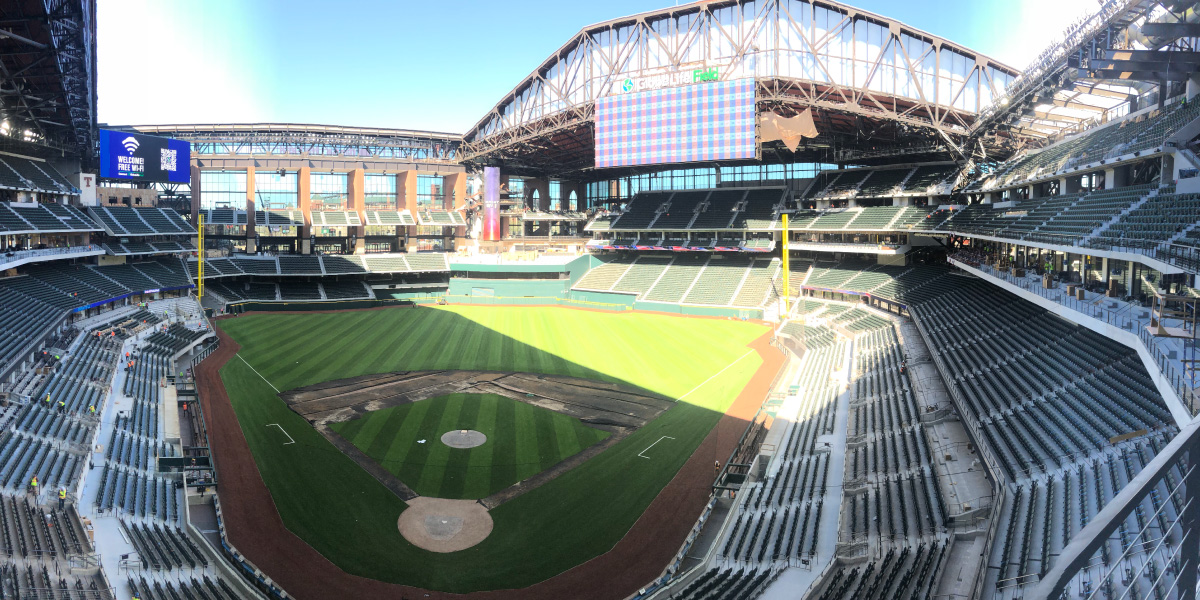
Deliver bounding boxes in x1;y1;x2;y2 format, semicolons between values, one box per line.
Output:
160;149;177;172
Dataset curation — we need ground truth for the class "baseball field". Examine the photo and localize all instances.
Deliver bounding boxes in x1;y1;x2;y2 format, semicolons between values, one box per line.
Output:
216;305;767;592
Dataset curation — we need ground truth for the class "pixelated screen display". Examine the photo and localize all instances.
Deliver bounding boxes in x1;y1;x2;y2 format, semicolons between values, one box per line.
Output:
595;78;755;168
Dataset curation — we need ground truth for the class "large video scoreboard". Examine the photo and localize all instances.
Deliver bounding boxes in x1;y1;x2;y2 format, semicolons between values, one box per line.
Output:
99;129;191;184
595;77;755;169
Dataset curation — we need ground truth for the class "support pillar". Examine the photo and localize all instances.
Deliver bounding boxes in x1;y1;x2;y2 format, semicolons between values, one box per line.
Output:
190;165;202;254
348;169;365;254
297;167;311;254
525;178;550;235
245;165;257;254
190;165;202;223
498;174;512;242
442;172;467;250
399;170;418;252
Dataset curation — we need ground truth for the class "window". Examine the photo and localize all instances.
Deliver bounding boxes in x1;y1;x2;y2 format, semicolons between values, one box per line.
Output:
199;171;247;210
549;181;561;211
254;171;298;210
311;173;347;210
417;174;442;209
585;162;832;204
364;174;396;209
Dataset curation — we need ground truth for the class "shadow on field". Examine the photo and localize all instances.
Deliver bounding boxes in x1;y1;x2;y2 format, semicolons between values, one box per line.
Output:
198;304;780;600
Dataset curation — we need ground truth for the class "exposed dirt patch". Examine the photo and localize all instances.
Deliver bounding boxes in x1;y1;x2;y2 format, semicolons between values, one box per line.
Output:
397;497;494;553
281;370;672;431
285;370;676;507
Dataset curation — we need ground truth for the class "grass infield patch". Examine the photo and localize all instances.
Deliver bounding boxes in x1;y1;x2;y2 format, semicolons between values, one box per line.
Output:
330;392;610;499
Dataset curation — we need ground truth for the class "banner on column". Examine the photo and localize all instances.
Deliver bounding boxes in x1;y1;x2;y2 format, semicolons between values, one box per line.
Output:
483;166;501;241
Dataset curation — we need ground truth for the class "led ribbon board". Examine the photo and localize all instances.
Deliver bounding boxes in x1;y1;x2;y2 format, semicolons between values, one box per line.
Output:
595;77;755;168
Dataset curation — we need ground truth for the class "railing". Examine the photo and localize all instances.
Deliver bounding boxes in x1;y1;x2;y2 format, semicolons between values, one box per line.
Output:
1027;415;1200;600
0;244;103;265
937;226;1200;274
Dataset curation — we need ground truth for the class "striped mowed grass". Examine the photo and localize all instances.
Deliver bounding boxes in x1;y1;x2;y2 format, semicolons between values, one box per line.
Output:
330;393;609;499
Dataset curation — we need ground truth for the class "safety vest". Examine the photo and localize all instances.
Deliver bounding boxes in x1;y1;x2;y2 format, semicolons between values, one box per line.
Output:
58;401;64;409
89;405;95;414
30;477;37;488
58;490;65;499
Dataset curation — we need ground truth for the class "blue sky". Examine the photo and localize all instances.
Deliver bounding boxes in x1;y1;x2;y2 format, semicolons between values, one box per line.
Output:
97;0;1093;133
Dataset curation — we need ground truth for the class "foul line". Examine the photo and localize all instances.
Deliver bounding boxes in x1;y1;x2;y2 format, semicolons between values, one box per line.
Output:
266;424;295;445
236;353;279;394
676;349;756;402
638;436;675;459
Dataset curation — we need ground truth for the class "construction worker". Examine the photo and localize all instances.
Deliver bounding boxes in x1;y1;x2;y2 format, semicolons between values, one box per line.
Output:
57;400;65;414
29;476;37;496
88;405;96;416
57;488;65;510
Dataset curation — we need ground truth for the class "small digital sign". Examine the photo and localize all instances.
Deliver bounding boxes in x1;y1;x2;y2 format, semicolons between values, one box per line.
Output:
99;129;191;184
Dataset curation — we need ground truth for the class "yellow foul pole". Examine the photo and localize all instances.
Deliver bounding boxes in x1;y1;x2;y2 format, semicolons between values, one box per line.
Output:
781;213;789;318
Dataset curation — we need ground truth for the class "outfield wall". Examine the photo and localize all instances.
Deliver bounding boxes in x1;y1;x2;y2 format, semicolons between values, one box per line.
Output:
447;278;570;298
227;299;414;313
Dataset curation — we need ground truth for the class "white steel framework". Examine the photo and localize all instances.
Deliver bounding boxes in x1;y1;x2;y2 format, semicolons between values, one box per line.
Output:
462;0;1020;175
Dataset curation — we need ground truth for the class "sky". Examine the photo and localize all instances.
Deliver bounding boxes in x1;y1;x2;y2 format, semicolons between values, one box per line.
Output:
96;0;1096;134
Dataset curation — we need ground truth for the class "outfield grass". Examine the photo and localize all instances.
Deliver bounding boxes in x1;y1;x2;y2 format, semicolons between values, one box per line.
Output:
218;305;765;591
329;392;609;499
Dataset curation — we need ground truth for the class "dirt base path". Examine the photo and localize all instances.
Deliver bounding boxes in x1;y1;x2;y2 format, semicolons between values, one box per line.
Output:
195;309;784;600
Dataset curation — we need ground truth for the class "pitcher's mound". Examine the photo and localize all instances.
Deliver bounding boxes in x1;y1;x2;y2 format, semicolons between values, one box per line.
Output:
398;497;493;552
441;429;486;449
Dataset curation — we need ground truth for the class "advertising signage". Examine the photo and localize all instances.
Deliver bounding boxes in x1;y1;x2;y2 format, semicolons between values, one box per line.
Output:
99;129;191;184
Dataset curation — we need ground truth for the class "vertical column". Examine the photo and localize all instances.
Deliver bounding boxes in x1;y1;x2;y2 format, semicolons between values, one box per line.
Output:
575;182;588;212
442;172;467;250
297;167;311;254
190;165;202;222
393;173;404;252
190;165;202;253
1179;440;1200;600
244;165;257;254
525;178;550;236
499;173;511;239
348;169;365;254
558;181;586;236
398;170;419;252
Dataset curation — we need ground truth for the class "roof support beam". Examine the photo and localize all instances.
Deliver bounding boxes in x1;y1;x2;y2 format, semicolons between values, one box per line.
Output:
1139;21;1200;39
1104;49;1200;63
1090;59;1200;71
1070;82;1136;99
1084;69;1195;81
0;28;46;49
